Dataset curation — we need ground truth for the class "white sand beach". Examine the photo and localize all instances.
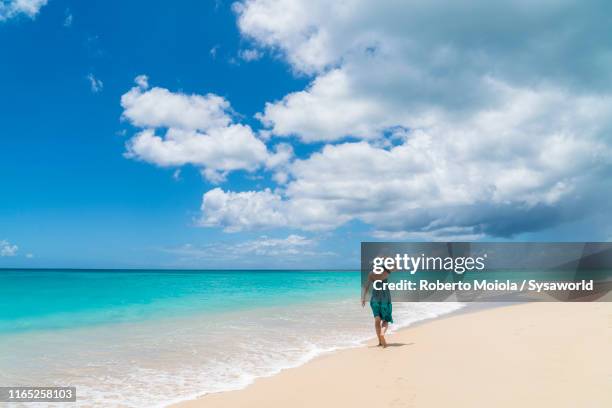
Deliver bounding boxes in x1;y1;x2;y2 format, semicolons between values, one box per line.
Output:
174;302;611;408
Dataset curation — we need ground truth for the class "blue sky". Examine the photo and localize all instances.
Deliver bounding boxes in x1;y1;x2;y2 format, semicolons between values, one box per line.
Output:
1;0;611;269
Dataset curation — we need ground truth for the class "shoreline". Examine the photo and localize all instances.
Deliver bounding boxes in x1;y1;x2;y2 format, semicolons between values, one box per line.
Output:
167;301;501;407
160;301;467;407
162;301;469;407
172;302;610;408
166;301;483;407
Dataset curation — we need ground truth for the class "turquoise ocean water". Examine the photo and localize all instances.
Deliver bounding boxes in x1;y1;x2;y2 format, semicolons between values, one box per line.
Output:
0;270;463;406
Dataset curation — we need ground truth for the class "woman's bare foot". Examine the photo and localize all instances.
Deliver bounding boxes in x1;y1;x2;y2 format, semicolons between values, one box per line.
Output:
380;334;387;348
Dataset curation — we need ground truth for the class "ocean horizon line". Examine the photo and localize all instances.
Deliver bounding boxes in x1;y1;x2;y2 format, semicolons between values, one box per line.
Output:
0;267;360;272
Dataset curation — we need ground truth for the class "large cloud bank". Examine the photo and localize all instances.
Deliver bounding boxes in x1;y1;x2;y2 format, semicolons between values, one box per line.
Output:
125;1;612;238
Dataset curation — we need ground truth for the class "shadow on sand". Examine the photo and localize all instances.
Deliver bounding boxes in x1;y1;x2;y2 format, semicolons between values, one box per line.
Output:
367;342;414;348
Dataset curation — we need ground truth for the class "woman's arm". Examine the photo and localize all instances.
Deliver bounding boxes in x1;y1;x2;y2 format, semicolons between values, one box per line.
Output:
361;273;371;307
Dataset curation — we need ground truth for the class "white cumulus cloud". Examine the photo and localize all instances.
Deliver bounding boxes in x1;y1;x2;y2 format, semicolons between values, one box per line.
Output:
121;78;231;131
0;240;18;257
197;0;612;237
200;188;289;231
123;1;612;239
0;0;47;21
238;0;612;143
200;81;612;236
120;76;292;182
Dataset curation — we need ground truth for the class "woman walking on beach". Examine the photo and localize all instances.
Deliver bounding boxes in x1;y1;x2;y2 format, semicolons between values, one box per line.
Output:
361;267;393;348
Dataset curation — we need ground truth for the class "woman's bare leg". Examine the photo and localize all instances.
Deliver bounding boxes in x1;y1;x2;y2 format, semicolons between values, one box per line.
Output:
374;316;382;346
380;321;388;348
